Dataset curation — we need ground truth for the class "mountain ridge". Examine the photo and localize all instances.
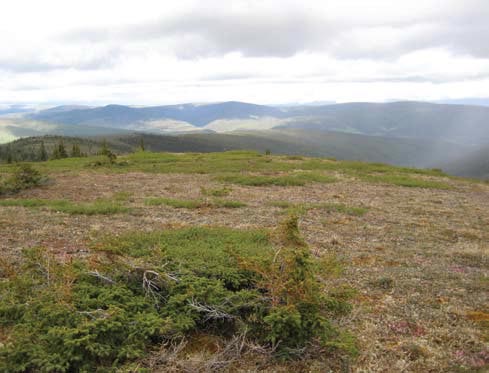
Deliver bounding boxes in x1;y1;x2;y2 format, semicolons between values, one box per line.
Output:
26;100;489;145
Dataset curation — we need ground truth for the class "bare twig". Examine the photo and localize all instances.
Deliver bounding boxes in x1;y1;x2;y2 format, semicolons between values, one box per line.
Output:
146;338;188;370
87;270;115;284
188;298;235;321
272;247;282;263
143;270;163;302
78;308;110;320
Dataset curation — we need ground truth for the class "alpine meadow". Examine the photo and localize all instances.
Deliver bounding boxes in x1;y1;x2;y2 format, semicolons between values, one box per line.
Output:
1;1;488;372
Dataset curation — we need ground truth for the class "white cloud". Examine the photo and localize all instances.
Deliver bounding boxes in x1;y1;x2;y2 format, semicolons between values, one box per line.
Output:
1;0;489;104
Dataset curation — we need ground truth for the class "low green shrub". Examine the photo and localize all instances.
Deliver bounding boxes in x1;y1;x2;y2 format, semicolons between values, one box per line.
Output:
279;213;307;247
144;197;205;209
217;172;336;187
53;199;131;215
200;186;232;197
268;201;368;217
268;200;294;208
212;199;247;208
0;198;47;208
0;164;45;195
370;277;394;290
218;174;304;186
144;197;246;209
362;174;452;189
323;203;368;216
0;226;354;371
0;248;167;372
0;198;130;215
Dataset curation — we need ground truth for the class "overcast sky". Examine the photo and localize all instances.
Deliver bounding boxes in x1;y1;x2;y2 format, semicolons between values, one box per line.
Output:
1;0;489;105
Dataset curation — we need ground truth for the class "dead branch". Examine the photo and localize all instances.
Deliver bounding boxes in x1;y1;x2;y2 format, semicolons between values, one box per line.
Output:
78;308;110;320
188;298;236;321
87;270;115;284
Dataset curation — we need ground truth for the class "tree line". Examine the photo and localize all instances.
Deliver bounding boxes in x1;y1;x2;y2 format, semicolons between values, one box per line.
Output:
0;140;88;163
0;137;147;164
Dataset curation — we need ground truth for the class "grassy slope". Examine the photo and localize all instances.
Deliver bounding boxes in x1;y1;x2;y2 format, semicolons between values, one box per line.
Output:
114;129;468;169
2;130;475;171
0;150;450;181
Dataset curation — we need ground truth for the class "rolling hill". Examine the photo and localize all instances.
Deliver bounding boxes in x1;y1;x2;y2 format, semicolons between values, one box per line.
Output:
1;100;487;179
26;101;489;145
28;101;283;129
0;130;474;176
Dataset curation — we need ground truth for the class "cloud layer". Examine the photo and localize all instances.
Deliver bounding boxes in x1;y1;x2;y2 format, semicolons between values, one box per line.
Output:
1;0;489;104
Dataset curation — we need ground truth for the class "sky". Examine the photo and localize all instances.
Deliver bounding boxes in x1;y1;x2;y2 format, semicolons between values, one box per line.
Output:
1;0;489;106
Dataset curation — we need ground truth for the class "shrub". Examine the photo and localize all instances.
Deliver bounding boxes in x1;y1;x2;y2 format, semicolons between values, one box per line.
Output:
217;172;336;187
212;199;247;208
370;277;394;290
0;248;167;372
144;197;206;209
362;174;451;189
253;248;336;351
0;226;354;371
279;213;306;247
144;197;246;209
0;198;131;215
268;201;368;217
51;199;131;215
200;186;232;197
0;164;44;196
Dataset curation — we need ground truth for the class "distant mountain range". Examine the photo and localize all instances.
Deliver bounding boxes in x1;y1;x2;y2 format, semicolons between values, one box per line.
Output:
436;98;489;107
27;102;283;129
1;100;488;178
18;100;489;145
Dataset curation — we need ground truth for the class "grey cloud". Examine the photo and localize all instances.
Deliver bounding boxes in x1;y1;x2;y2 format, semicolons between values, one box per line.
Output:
0;60;66;73
60;2;489;60
0;46;121;73
63;9;336;58
149;11;334;58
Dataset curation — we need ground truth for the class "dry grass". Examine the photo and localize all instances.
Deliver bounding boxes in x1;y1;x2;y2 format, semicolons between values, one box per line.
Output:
0;156;488;372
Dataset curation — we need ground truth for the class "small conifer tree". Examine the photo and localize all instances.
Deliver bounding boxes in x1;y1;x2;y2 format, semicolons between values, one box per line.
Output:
6;145;13;164
58;141;68;158
99;139;116;164
39;141;48;161
71;143;81;157
51;146;60;160
99;139;110;156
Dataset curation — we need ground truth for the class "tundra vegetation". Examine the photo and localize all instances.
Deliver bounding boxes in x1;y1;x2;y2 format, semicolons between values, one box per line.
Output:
0;150;487;371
